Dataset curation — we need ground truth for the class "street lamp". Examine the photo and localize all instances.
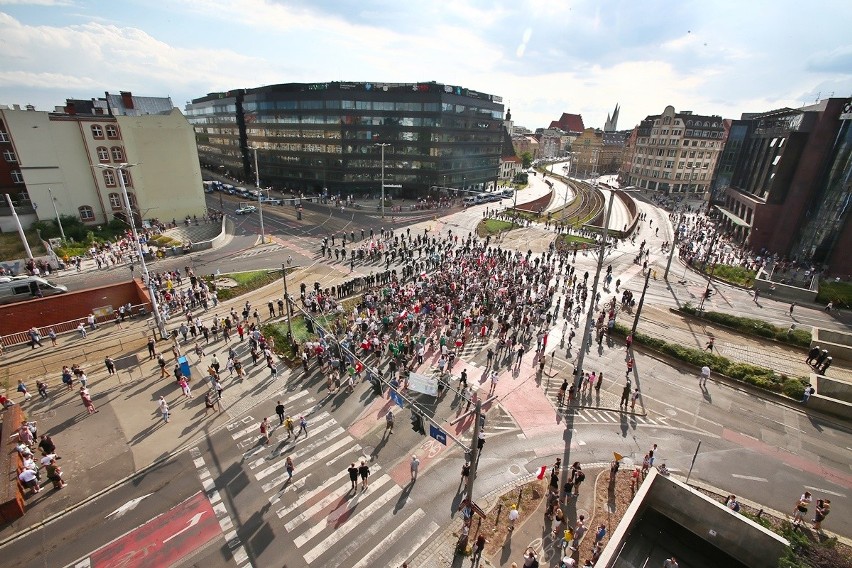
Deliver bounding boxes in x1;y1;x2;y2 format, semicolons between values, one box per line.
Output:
250;146;265;244
47;187;66;242
375;143;389;219
96;163;167;340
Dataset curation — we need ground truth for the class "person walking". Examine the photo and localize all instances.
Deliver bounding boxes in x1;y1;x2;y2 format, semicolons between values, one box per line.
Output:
285;456;294;480
619;382;631;409
704;337;715;352
625;356;634;378
508;504;519;531
488;370;499;396
104;356;115;375
79;387;97;414
158;353;170;378
17;380;32;401
460;461;471;489
700;365;710;387
204;391;219;414
813;499;831;531
385;409;395;434
297;415;308;437
158;396;170;424
348;463;359;491
260;417;270;445
630;388;640;412
275;400;285;425
358;460;370;489
793;491;812;526
470;533;486;565
789;302;796;317
410;455;420;481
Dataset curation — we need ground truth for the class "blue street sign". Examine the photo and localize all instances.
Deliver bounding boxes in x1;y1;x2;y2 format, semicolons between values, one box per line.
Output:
389;389;405;408
429;424;447;445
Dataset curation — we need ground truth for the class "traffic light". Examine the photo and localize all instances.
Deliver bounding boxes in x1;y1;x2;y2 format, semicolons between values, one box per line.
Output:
411;413;425;435
704;289;713;300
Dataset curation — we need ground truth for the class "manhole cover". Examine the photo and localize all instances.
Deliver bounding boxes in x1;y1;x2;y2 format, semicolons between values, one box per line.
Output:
508;464;523;476
665;408;677;417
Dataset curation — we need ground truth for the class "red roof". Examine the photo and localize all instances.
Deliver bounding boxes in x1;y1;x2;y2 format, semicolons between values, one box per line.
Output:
549;113;585;133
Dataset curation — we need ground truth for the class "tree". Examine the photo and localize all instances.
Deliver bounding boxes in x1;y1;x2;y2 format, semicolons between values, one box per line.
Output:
520;152;534;169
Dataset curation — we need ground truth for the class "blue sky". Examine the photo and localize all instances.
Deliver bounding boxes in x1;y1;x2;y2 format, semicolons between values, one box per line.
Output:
1;0;850;130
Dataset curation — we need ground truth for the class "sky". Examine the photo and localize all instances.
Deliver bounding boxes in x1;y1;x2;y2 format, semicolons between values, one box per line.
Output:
1;0;851;131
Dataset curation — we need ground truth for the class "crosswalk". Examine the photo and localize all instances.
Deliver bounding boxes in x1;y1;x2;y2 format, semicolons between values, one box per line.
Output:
226;389;440;566
562;406;669;425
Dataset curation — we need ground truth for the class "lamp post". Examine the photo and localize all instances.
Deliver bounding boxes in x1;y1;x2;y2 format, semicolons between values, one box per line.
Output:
47;187;66;242
250;146;265;244
561;152;577;223
97;163;167;340
375;143;389;219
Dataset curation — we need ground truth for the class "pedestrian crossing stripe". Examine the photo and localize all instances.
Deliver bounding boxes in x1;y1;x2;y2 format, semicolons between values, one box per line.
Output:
255;426;350;482
348;509;434;568
230;390;312;440
330;507;428;568
260;435;361;490
246;413;335;469
294;475;394;549
300;481;402;562
274;464;383;517
283;472;388;534
384;518;441;568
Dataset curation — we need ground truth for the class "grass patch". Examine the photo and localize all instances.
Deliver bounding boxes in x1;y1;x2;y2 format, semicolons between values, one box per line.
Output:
711;264;756;287
476;218;516;237
680;304;812;348
0;229;46;261
561;234;596;245
817;279;852;308
204;269;280;301
612;322;810;399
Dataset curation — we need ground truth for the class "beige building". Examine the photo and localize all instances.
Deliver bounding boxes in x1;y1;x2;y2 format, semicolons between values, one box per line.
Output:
511;135;540;160
621;105;725;195
571;128;627;177
0;93;205;229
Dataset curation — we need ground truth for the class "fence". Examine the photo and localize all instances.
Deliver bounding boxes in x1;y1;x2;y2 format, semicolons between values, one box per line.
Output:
0;303;150;349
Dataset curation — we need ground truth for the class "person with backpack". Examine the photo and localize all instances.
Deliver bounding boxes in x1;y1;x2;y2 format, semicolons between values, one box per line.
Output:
570;462;585;496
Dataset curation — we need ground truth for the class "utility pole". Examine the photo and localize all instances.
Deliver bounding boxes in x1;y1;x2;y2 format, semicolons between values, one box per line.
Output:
631;267;652;337
252;147;265;244
663;217;684;281
281;263;293;345
574;193;615;388
375;143;390;219
5;194;33;259
47;188;66;242
462;400;483;531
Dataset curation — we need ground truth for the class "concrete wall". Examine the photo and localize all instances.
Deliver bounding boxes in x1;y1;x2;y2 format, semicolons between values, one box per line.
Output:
116;109;207;222
814;373;852;403
597;470;788;568
812;328;852;362
754;268;818;301
0;280;150;336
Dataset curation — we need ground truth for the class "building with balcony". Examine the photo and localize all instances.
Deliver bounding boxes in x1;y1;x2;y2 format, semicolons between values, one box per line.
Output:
621;105;725;195
0;93;205;231
717;98;852;275
186;82;504;197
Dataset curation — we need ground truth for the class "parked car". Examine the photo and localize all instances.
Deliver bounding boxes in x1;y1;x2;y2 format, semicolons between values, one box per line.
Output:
0;276;67;305
235;205;257;215
260;197;282;205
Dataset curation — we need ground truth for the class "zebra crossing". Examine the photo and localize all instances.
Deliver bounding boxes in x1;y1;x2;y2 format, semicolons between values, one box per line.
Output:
561;406;669;425
225;389;440;566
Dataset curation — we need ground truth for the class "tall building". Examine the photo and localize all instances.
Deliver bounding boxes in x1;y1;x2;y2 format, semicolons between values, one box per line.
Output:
186;82;505;196
621;105;725;195
604;104;620;132
0;92;205;231
717;98;852;274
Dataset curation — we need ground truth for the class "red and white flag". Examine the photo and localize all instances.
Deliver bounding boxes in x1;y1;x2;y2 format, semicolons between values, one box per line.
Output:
536;465;547;480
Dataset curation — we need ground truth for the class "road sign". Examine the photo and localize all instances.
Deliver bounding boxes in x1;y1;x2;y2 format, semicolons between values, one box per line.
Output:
470;501;486;518
429;424;447;445
389;388;404;408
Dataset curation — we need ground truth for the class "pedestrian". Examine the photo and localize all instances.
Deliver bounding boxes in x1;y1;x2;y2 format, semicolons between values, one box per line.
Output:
43;456;67;489
725;494;741;512
385;409;394;434
460;461;471;489
789;302;796;316
285;456;294;480
410;455;420;481
806;345;820;365
158;396;170;423
179;377;192;398
298;415;308;437
489;370;499;396
792;491;812;526
813;499;831;531
348;462;359;490
80;387;97;414
508;504;519;531
594;523;606;544
17;380;32;401
663;557;679;568
619;382;631;408
204;391;218;414
631;388;640;412
215;379;224;402
158;353;170;378
819;357;832;375
147;336;156;360
260;417;270;445
470;533;486;565
358;460;370;489
572;515;587;550
283;415;294;438
595;371;603;393
571;462;585;496
699;364;710;387
704;337;715;352
48;328;57;346
275;400;285;425
800;384;815;404
104;356;115;375
625;356;634;378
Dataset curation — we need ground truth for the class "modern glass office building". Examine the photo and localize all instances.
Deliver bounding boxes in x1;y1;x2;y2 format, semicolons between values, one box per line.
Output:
185;82;504;197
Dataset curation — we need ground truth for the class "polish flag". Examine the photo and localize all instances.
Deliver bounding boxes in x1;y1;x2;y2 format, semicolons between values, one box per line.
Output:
536;466;547;480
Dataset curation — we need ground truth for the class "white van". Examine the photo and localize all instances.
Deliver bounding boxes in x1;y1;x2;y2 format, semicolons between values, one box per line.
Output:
463;196;477;206
0;275;68;305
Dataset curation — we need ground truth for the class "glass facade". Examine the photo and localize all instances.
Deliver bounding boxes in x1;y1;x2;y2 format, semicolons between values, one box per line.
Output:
186;82;504;196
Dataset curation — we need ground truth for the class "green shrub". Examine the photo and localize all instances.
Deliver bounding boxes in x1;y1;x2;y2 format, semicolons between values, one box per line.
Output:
711;264;757;287
676;308;812;348
204;270;278;301
817;279;852;308
781;376;808;399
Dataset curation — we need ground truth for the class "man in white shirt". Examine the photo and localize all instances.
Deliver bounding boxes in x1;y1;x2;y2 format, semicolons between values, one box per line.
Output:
700;365;710;387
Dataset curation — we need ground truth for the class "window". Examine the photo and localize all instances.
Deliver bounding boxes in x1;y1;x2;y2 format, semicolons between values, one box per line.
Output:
105;124;119;139
91;125;104;138
103;169;116;187
120;169;132;187
111;146;124;161
78;206;95;221
108;193;122;210
3;150;16;162
11;170;23;183
127;192;137;208
97;146;109;162
0;131;8;142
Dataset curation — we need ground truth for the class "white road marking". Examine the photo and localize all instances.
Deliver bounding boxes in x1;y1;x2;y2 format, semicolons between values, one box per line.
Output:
105;493;153;519
384;519;441;568
260;437;361;492
804;486;847;498
277;465;382;520
230;392;313;440
731;474;769;482
348;509;427;568
301;482;403;561
254;428;347;481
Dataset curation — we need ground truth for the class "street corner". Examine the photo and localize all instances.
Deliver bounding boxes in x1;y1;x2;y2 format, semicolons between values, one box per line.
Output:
79;491;221;568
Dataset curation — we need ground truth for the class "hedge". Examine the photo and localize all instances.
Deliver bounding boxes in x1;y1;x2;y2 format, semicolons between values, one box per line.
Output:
612;323;809;399
816;280;852;308
680;304;812;348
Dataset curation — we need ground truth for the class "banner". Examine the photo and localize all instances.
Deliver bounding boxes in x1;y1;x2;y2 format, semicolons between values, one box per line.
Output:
408;372;438;396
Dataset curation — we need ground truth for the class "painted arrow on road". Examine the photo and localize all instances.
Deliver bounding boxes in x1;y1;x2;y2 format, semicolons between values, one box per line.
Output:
162;512;206;544
105;493;153;519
